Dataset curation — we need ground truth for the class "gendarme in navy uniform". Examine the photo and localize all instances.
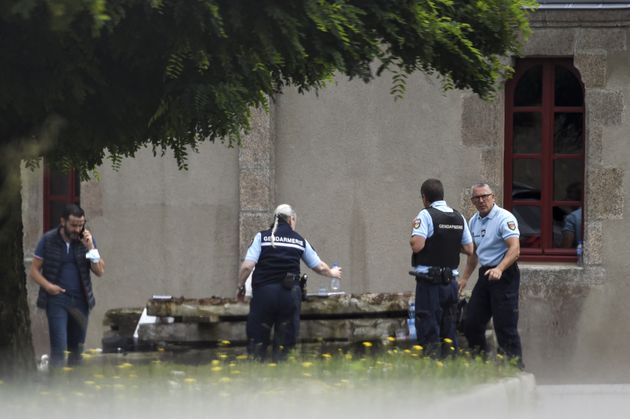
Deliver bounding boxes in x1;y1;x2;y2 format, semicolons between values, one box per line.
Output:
410;179;473;357
459;183;523;368
237;204;342;361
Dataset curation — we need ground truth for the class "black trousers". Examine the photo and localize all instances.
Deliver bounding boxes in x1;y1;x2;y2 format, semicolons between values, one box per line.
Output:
464;263;523;365
247;282;301;361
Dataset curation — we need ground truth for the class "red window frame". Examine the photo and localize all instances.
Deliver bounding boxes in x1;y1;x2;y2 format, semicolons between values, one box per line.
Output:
43;162;80;231
504;58;585;262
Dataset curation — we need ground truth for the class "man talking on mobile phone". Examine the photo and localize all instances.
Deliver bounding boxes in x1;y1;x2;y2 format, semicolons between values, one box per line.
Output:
30;204;105;369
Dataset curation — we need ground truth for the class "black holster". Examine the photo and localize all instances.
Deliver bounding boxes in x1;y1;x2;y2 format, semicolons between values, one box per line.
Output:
281;272;298;290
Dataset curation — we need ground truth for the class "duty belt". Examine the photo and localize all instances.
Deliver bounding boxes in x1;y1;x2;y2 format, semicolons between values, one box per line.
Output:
409;267;455;285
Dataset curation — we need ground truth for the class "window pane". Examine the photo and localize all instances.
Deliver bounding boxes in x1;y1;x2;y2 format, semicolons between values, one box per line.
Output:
48;201;65;230
554;113;583;154
553;206;582;248
514;65;542;106
49;168;69;196
512;159;541;200
555;65;583;106
74;173;81;202
513;205;541;248
513;113;541;153
553;160;583;200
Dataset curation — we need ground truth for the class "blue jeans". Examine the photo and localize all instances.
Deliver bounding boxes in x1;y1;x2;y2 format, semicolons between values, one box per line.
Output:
46;293;89;368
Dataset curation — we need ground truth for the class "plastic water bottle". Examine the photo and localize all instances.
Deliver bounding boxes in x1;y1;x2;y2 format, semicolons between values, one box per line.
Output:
330;263;340;291
408;297;417;340
576;241;583;266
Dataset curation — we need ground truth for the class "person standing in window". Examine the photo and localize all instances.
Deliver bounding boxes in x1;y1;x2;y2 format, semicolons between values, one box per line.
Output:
29;204;105;369
458;183;523;368
236;204;342;361
410;178;473;357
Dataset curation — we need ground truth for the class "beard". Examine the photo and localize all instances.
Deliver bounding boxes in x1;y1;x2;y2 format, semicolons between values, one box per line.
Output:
64;226;82;241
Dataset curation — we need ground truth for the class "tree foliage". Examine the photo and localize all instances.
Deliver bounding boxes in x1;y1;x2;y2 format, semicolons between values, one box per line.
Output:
1;0;534;174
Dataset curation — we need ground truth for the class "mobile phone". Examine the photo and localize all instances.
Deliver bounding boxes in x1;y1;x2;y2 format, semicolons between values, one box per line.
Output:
79;225;85;240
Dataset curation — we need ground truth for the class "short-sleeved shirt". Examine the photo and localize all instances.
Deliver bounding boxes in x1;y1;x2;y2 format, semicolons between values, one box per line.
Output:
245;232;321;269
34;234;98;296
562;208;582;244
469;204;520;267
411;200;473;274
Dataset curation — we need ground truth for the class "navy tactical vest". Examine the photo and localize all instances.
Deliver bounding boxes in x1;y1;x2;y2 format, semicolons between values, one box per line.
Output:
36;228;96;309
252;221;305;288
412;207;465;269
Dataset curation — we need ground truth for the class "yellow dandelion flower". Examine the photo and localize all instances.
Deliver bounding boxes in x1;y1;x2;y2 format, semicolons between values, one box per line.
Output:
322;353;332;359
82;353;93;360
496;354;505;360
449;346;455;352
387;336;396;342
211;359;221;366
117;362;133;369
362;341;373;348
62;367;73;373
228;362;237;367
220;340;231;346
211;366;223;372
443;338;453;344
302;362;313;368
436;361;444;368
230;370;241;375
413;345;423;352
218;353;228;359
267;363;277;368
344;353;353;361
403;349;411;354
219;377;232;383
184;378;197;384
236;354;248;361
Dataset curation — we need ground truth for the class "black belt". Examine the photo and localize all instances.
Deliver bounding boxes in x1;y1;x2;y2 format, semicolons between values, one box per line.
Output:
409;267;455;285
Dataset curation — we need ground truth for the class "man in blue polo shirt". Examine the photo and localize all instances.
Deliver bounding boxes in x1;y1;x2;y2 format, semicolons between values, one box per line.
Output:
458;183;523;368
410;178;473;357
29;204;105;369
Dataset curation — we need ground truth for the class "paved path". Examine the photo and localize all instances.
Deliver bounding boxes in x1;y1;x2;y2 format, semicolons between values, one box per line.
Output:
521;384;630;419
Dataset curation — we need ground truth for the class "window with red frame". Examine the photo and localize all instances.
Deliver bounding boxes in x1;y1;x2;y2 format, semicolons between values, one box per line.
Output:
504;58;584;262
43;163;80;231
